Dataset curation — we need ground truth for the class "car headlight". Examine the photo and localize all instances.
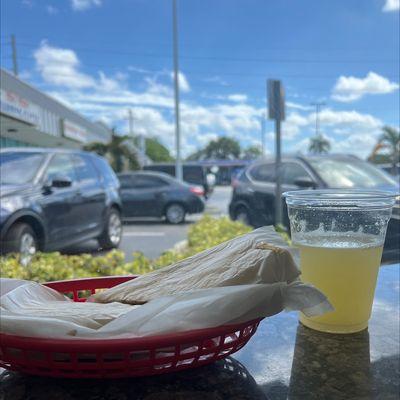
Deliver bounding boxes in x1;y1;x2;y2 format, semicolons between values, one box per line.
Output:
1;196;24;213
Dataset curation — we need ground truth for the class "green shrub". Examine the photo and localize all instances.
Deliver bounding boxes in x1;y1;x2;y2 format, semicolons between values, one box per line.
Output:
0;216;252;282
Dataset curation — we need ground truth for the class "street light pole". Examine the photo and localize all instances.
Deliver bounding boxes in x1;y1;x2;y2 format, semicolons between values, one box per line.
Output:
172;0;183;181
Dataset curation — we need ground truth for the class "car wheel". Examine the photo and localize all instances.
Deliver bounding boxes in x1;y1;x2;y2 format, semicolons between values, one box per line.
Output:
2;222;38;264
165;203;186;224
235;207;251;226
98;208;122;249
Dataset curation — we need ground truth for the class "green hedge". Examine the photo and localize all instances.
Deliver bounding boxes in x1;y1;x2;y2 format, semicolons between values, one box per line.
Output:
0;215;252;283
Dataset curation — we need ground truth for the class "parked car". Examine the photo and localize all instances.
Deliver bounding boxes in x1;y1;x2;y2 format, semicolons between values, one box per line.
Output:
143;163;212;198
229;155;400;261
117;171;205;224
0;148;123;259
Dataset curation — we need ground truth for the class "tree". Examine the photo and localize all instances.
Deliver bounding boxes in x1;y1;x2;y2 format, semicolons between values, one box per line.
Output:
186;149;206;161
308;134;331;154
242;145;262;160
203;137;241;160
144;137;174;162
84;129;140;172
379;126;400;171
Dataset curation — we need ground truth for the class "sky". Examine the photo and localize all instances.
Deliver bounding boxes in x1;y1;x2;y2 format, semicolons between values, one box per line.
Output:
1;0;399;158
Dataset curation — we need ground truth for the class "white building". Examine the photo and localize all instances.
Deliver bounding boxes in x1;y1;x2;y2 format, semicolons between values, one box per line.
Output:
0;68;112;148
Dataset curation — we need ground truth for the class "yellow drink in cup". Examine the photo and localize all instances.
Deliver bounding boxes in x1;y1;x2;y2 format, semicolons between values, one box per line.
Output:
284;190;395;334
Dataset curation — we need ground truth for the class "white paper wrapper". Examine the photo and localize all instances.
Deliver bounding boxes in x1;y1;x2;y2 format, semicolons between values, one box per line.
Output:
0;278;332;339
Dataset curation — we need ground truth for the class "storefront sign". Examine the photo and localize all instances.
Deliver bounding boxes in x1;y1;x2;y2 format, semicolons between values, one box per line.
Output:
63;119;88;143
0;89;42;126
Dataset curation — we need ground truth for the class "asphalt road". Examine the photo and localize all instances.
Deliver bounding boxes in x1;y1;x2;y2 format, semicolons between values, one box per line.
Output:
63;186;232;261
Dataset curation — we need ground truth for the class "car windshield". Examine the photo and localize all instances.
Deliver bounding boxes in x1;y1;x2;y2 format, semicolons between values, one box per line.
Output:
309;158;398;189
0;152;45;185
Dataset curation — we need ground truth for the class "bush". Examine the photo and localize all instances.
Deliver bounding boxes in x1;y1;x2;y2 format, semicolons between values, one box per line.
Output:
0;216;252;282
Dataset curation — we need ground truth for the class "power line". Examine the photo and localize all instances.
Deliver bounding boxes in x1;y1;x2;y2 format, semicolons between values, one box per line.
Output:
9;41;400;64
1;54;398;81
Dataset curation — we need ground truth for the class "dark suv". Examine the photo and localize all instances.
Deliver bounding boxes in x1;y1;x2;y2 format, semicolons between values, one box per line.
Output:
229;155;400;261
0;148;122;259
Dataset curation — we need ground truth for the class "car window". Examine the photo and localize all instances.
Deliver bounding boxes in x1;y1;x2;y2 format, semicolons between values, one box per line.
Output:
0;152;45;185
249;164;275;183
74;155;99;184
92;156;119;187
119;175;133;188
308;158;398;189
44;154;77;183
282;163;312;185
144;165;175;176
131;175;169;188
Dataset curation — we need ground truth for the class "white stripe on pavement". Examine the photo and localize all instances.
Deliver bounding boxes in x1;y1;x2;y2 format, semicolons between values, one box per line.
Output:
123;232;166;237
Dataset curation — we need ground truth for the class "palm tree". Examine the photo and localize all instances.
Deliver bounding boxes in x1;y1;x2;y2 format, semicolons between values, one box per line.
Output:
84;129;140;172
308;134;331;154
379;126;400;172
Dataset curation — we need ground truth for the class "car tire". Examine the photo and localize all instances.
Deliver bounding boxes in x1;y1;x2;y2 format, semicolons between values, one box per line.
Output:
165;203;186;224
2;222;38;261
98;208;122;250
234;206;251;226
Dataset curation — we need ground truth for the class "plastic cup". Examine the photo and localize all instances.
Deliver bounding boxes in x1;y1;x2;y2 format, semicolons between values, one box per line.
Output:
284;190;395;334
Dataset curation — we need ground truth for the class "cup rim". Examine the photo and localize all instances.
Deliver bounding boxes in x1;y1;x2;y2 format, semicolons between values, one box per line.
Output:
283;189;397;202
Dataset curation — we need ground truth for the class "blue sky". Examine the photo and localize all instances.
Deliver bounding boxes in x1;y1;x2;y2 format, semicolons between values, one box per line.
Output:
1;0;399;158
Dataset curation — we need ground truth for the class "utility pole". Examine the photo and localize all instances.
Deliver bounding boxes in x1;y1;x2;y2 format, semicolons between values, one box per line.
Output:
311;102;325;136
11;34;18;76
260;113;266;156
172;0;183;181
128;109;134;136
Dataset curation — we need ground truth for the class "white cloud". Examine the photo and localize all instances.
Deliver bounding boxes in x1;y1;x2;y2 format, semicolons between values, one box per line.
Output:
32;42;388;159
34;42;95;88
332;72;399;102
46;5;58;14
329;132;381;158
227;94;248;102
311;109;382;131
71;0;101;11
287;101;313;111
170;71;190;93
383;0;400;12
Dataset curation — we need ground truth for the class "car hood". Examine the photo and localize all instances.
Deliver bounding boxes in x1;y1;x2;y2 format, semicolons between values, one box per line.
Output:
373;183;400;194
0;183;36;198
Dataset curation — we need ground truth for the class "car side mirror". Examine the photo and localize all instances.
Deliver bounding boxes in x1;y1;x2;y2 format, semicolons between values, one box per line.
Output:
51;176;72;188
294;176;316;188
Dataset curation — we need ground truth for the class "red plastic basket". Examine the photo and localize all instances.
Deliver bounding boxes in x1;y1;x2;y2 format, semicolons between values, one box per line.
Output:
0;276;262;379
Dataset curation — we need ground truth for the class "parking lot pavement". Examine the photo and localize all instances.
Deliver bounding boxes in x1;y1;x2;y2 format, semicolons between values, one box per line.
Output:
206;185;232;217
63;186;233;261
